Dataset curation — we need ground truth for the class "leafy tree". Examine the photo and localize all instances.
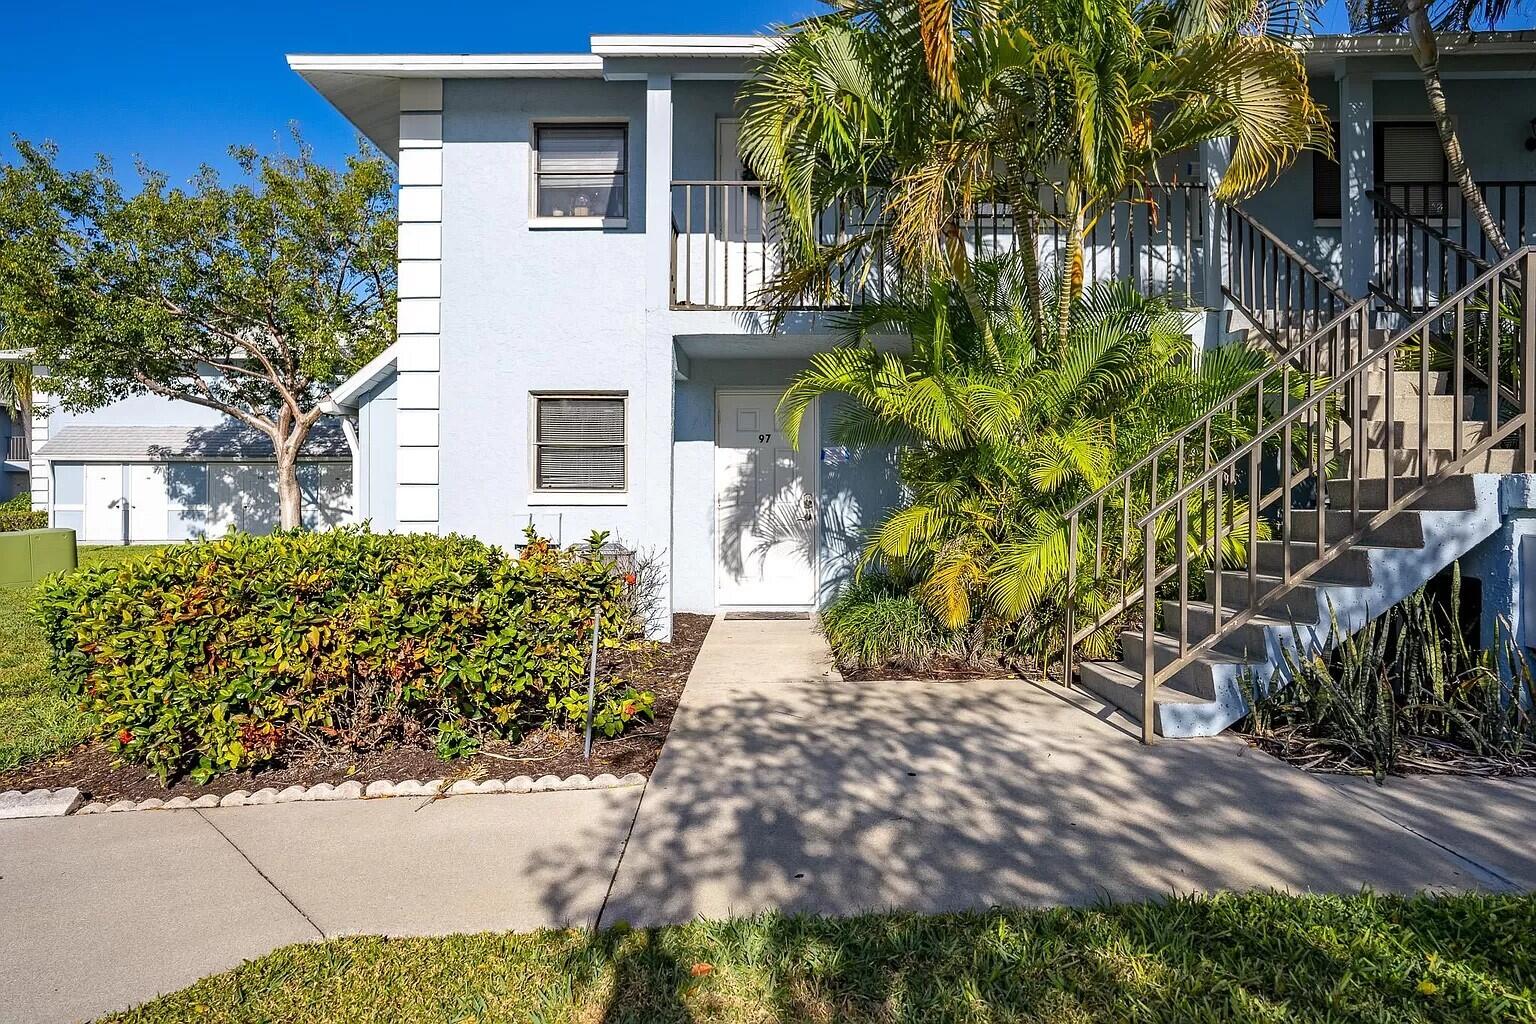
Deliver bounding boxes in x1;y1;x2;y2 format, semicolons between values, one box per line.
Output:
740;0;1329;341
780;255;1291;658
0;133;395;528
1346;0;1530;257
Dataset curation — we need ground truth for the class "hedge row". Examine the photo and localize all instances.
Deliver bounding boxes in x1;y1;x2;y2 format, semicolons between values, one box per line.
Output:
0;494;45;532
38;526;650;782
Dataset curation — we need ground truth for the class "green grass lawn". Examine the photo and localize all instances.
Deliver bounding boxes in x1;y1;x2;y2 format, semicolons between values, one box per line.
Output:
104;892;1536;1023
0;544;161;771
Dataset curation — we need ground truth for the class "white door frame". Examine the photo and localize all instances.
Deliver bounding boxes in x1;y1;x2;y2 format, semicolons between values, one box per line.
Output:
714;387;820;610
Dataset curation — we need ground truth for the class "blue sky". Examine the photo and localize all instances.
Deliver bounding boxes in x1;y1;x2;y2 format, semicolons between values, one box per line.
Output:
0;0;1463;183
0;1;817;181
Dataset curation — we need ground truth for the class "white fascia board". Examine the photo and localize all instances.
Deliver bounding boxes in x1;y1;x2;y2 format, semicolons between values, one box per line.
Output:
328;342;399;411
589;35;780;58
1300;30;1536;58
285;53;605;77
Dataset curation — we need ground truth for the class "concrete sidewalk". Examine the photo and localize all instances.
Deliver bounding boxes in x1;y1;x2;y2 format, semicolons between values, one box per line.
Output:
602;617;1513;924
5;615;1536;1023
0;787;640;1024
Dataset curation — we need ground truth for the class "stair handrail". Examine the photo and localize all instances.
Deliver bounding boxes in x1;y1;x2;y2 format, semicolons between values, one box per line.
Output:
1224;203;1354;350
1123;246;1536;741
1367;188;1489;278
1368;188;1525;415
1057;296;1368;696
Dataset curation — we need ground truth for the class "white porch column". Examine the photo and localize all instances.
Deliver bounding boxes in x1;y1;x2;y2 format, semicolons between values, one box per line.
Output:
29;397;48;513
395;79;443;534
1199;138;1233;350
1339;67;1375;299
645;74;674;312
644;72;676;641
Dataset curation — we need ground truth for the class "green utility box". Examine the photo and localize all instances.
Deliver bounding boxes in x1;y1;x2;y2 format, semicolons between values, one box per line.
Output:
0;528;78;586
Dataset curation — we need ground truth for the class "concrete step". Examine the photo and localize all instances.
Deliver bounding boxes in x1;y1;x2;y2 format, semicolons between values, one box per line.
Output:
1203;570;1327;623
1343;418;1492;449
1077;658;1221;734
1361;392;1489;423
1364;368;1454;398
1252;539;1373;584
1121;628;1260;693
1160;599;1294;659
1285;507;1424;548
1324;474;1480;511
1333;447;1521;476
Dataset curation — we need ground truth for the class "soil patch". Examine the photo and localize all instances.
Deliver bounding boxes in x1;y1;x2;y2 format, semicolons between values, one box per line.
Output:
0;613;712;803
838;654;1027;681
1238;728;1536;779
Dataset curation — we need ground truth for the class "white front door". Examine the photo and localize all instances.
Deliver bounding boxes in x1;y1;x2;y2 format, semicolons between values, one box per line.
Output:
715;390;817;607
128;465;169;542
83;463;125;544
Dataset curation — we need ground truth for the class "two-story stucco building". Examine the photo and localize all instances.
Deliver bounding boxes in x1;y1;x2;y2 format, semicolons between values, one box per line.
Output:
291;31;1536;638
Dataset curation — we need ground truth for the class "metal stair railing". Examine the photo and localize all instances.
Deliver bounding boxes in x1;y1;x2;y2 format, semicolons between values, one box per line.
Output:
1057;295;1369;701
1123;247;1536;743
1224;204;1353;351
1370;188;1494;317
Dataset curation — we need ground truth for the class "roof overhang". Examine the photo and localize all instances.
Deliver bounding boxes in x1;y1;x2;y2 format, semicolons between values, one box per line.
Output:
291;31;1536;158
1300;30;1536;72
288;34;776;159
327;342;399;412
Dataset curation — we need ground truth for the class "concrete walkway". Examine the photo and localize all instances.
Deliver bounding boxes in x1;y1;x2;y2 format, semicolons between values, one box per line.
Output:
0;788;640;1024
4;615;1536;1023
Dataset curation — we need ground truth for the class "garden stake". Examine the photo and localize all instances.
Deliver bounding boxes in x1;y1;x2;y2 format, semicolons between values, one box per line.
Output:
583;608;601;761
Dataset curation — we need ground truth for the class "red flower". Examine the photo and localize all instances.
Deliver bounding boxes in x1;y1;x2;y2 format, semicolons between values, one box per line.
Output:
624;573;638;587
117;729;134;745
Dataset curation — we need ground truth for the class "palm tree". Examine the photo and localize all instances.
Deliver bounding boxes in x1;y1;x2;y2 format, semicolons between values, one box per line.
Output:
0;354;30;442
779;255;1285;656
740;0;1330;342
1347;0;1530;257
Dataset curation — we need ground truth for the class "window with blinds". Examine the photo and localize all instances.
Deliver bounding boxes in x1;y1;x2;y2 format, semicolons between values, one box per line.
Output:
1378;123;1451;218
1313;121;1450;221
533;395;627;491
534;124;627;220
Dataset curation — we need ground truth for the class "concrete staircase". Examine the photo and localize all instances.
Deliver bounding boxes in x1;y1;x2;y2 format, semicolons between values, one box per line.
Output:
1077;361;1510;737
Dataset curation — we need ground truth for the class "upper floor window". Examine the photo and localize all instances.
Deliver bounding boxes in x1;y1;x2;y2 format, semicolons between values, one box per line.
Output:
1313;120;1449;222
533;124;628;224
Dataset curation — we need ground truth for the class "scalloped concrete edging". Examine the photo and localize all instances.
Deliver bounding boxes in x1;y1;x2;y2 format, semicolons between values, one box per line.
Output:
3;773;647;817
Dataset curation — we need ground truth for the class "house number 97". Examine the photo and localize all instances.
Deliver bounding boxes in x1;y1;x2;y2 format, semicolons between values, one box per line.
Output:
758;433;772;443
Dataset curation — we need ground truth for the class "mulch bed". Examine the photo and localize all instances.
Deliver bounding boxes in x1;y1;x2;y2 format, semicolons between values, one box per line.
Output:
1239;728;1536;779
0;613;712;804
838;654;1027;681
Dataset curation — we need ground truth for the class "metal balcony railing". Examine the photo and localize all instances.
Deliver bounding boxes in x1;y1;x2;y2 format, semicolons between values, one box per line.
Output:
670;181;1208;310
5;435;27;463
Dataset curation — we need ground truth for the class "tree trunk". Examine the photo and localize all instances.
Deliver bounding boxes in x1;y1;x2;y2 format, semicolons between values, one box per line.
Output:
275;442;303;531
1055;196;1085;352
1406;0;1511;257
271;410;312;531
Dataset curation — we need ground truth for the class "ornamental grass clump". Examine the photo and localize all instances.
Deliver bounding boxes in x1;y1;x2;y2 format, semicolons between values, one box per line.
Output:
37;525;652;783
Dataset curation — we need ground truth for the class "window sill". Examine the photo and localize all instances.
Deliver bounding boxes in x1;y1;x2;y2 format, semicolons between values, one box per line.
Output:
530;217;628;230
527;490;630;506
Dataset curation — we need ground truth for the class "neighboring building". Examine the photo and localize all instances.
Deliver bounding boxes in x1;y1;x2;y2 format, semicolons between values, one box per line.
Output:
24;382;352;544
291;32;1536;640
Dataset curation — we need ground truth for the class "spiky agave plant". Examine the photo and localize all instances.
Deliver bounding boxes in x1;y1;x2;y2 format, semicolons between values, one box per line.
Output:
780;254;1292;660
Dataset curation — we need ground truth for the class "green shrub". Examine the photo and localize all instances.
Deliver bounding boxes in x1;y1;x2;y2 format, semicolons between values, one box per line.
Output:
0;493;45;532
819;573;962;670
37;525;652;783
1241;564;1536;781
